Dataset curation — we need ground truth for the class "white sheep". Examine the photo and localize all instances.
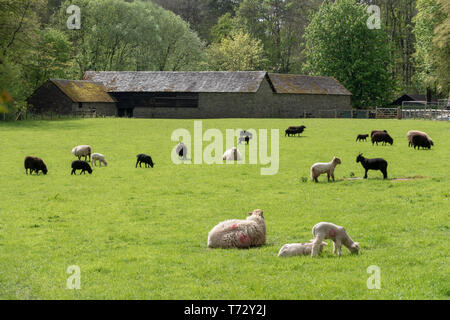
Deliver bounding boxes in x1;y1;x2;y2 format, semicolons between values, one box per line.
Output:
72;145;92;162
311;222;360;257
278;241;327;257
222;147;242;161
91;153;107;167
310;156;341;182
207;209;266;249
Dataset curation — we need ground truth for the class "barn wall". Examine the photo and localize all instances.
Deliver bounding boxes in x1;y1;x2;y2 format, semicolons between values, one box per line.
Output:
27;82;73;114
73;102;117;116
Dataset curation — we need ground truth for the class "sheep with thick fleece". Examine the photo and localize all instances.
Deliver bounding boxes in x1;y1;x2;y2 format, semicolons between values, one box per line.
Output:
310;157;341;182
92;153;107;167
278;241;327;257
311;222;360;257
72;145;91;162
207;209;266;249
407;130;433;148
222;147;242;161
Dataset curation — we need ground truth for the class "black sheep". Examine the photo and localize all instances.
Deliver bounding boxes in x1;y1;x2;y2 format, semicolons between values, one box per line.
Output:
371;130;388;138
356;134;369;142
356;154;388;179
412;134;432;150
136;154;154;168
71;160;92;175
24;156;48;175
285;125;306;137
371;132;393;146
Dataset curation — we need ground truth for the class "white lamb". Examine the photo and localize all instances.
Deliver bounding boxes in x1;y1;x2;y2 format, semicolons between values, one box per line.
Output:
310;156;341;182
278;241;327;257
311;222;360;257
92;153;107;167
207;209;266;249
72;145;92;162
222;147;242;161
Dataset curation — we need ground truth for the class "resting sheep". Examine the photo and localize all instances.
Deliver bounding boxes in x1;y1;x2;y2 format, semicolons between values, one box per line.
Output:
407;130;433;149
92;153;107;167
72;145;91;162
356;153;388;179
371;132;393;146
71;160;92;175
311;222;360;257
356;134;369;142
222;147;242;161
24;156;48;175
136;154;154;168
310;157;341;182
278;241;327;257
207;209;266;249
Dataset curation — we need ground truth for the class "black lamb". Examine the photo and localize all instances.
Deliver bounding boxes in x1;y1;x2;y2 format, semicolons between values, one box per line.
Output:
24;156;48;175
356;154;388;179
71;160;93;175
356;134;369;142
285;125;306;137
136;154;154;168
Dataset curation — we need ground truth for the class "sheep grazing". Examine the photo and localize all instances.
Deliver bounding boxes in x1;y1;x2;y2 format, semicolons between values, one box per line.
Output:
356;134;369;142
411;134;433;150
371;130;388;138
71;160;92;175
24;156;48;175
285;125;306;137
356;153;388;179
238;131;253;144
136;154;154;168
92;153;107;167
311;222;360;257
222;147;242;161
176;142;187;160
207;209;266;249
371;131;394;146
310;157;341;182
72;145;92;162
278;241;327;257
407;130;433;149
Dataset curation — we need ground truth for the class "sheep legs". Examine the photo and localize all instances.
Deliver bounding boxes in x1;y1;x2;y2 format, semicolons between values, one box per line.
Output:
333;240;342;256
311;235;326;257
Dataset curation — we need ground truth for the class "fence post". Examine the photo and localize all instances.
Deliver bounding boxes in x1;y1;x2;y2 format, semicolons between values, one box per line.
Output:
397;107;402;120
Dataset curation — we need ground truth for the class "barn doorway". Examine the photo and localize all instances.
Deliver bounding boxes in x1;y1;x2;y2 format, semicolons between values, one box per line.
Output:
118;108;133;118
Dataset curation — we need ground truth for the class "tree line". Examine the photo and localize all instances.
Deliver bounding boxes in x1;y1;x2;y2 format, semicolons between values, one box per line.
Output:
0;0;448;117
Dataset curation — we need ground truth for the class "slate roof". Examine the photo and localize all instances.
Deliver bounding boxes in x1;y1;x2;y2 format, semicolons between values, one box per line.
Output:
82;71;352;96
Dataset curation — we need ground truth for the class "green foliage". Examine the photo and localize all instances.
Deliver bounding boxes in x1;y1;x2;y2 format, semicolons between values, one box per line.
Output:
303;0;396;108
206;31;267;71
413;0;449;94
0;118;448;299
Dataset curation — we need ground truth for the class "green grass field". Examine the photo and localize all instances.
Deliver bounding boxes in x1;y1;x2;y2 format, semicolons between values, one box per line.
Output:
0;118;448;300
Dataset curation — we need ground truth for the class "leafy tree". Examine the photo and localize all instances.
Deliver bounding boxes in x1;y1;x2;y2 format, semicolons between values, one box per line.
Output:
303;0;395;108
413;0;449;95
206;31;267;71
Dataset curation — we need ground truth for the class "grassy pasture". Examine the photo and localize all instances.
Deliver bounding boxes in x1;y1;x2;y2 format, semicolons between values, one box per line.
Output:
0;118;448;300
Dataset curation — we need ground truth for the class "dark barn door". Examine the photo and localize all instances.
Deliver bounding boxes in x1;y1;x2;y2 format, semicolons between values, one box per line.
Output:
118;108;133;118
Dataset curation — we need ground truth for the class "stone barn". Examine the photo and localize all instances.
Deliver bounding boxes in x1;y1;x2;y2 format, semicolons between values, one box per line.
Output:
27;79;116;116
83;71;352;118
